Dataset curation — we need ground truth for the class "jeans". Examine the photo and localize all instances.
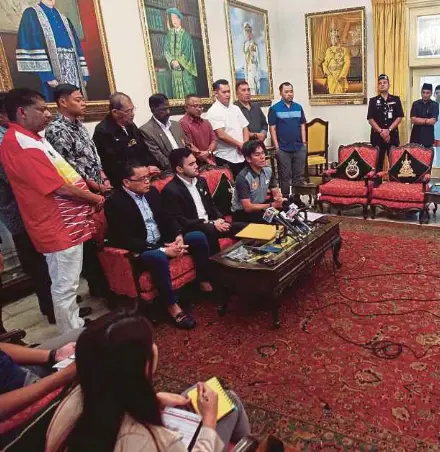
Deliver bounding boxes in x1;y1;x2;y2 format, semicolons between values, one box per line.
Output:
137;231;210;307
44;244;84;334
276;146;307;197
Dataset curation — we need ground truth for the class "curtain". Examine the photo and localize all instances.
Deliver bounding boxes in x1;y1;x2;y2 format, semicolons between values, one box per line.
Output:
372;0;408;143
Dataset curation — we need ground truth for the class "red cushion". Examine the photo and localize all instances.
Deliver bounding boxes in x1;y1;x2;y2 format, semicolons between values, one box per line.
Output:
319;195;368;206
151;175;174;192
338;144;378;169
371;182;425;202
199;167;233;195
389;145;434;168
319;179;368;197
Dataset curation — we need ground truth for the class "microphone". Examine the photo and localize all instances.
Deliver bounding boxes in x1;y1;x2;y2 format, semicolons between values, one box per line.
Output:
263;207;301;237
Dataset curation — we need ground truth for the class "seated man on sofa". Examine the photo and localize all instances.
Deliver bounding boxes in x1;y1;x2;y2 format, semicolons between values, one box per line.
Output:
0;335;78;422
231;140;285;223
104;160;213;329
162;148;247;255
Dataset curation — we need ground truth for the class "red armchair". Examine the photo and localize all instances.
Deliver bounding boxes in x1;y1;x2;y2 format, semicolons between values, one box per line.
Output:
318;143;379;219
370;144;433;224
95;166;236;306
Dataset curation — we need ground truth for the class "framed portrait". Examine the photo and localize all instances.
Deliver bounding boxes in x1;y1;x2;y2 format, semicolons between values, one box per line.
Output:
225;0;273;102
409;3;440;67
0;0;116;121
305;7;367;106
138;0;213;107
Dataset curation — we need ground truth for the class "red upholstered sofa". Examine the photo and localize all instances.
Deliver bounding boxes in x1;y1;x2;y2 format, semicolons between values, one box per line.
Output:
95;166;235;304
370;144;433;223
318;143;379;219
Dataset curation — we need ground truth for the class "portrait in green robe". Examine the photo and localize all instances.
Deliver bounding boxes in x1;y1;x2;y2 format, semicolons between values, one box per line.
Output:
164;7;197;99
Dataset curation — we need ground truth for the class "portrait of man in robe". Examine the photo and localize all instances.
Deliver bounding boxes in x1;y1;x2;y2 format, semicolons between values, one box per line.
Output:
0;0;115;119
139;0;213;107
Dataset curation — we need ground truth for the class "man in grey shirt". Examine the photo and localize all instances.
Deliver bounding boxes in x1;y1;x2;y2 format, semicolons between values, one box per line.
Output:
234;80;268;142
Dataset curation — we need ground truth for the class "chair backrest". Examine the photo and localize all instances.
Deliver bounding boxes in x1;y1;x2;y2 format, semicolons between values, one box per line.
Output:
306;118;328;155
389;143;434;169
338;142;379;169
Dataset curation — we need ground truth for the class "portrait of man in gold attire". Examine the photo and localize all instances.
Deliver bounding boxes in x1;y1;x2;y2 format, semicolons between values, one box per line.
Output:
306;7;366;105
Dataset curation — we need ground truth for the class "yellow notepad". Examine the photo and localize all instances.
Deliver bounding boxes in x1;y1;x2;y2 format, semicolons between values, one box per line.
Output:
187;377;236;421
235;223;276;241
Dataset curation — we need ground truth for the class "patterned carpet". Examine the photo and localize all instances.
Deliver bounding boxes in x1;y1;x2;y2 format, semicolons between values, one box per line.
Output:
154;218;440;451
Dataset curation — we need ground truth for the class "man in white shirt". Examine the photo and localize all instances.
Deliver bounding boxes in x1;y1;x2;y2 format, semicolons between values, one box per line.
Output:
139;93;185;170
162;148;246;255
206;79;250;178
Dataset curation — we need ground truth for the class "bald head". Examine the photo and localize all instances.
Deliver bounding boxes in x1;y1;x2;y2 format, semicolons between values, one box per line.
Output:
109;92;135;126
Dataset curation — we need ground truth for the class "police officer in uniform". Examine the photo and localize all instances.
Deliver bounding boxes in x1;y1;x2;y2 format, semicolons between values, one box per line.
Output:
367;74;404;171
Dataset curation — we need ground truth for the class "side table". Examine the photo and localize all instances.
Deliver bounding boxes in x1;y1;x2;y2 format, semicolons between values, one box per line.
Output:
292;182;320;208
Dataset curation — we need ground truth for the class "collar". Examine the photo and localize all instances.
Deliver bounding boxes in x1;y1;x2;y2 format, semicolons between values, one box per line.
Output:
9;123;44;141
248;164;265;177
153;116;171;130
123;186;144;201
282;100;293;109
183;113;202;124
57;114;81;127
176;174;197;187
39;2;55;13
214;99;231;110
236;101;252;111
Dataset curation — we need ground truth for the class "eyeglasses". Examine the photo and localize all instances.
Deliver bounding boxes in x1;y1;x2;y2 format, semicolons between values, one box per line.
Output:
128;175;149;182
118;106;136;115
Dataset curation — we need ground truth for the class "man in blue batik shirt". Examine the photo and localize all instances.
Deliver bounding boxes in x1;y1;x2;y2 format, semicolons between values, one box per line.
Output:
268;82;307;207
16;0;89;102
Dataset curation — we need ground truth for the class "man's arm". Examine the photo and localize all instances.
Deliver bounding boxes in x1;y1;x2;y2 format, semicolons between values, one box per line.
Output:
268;108;279;149
259;107;268;138
139;127;171;170
0;365;76;421
55;184;104;207
0;343;50;365
215;128;243;149
301;123;306;145
368;119;383;133
207;125;217;153
243;126;250;143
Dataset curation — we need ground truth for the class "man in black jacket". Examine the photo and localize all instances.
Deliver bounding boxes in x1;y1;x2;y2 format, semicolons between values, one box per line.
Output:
104;159;213;329
93;92;160;186
162;148;246;255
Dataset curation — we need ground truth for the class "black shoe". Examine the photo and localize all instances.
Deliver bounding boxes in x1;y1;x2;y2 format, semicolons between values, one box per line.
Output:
79;307;92;317
172;311;196;330
47;313;56;325
83;318;92;327
76;295;83;304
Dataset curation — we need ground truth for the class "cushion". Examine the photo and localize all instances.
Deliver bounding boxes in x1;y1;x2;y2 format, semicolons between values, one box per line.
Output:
371;182;425;203
211;173;234;216
388;150;430;183
335;149;373;181
319;179;368;197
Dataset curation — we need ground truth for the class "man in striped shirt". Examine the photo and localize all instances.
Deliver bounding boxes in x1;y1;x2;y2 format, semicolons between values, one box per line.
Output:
0;89;104;334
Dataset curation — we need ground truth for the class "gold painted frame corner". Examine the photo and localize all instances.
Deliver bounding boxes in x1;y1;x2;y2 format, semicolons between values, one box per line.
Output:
138;0;214;108
225;0;274;103
0;0;116;122
305;6;367;106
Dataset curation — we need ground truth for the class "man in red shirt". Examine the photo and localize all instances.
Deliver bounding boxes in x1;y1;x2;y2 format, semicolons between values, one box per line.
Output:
179;94;216;164
0;89;105;334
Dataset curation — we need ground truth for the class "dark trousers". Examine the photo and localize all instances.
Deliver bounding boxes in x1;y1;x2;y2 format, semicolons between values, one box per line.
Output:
190;221;247;255
82;239;109;297
137;231;210;307
215;156;246;179
376;143;393;172
275;147;307;197
12;231;54;319
232;210;265;224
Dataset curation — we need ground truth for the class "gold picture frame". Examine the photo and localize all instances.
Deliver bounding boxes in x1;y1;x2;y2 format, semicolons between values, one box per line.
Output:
305;7;367;106
0;0;116;122
225;0;273;102
138;0;214;108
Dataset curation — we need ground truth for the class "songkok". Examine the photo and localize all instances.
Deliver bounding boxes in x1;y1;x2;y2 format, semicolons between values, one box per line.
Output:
378;74;389;81
244;22;252;31
166;7;183;20
422;83;433;91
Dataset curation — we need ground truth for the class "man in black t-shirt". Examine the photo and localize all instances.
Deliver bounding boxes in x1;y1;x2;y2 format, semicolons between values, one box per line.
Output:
410;83;439;148
367;74;404;171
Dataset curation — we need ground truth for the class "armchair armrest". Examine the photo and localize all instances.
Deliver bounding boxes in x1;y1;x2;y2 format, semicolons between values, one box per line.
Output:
0;329;27;344
322;168;337;176
365;170;376;179
422;173;431;183
375;171;387;179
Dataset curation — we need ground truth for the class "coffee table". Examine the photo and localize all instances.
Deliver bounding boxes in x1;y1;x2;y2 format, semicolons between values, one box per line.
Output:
210;218;342;328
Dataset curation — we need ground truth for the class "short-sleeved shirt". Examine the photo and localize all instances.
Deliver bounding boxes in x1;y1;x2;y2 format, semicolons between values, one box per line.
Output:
0;124;94;253
179;113;216;153
206;100;248;163
45;115;103;184
367;94;404;147
410;99;439;147
0;350;27;394
234;101;268;136
268;100;306;152
232;165;276;212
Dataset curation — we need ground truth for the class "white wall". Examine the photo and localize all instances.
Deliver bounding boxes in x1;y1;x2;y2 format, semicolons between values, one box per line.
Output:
271;0;374;161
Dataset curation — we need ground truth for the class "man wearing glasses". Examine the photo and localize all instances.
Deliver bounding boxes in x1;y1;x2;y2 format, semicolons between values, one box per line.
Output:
105;160;213;329
179;94;216;164
93;92;160;187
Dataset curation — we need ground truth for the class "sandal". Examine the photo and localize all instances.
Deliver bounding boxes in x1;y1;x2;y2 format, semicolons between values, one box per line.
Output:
172;311;196;330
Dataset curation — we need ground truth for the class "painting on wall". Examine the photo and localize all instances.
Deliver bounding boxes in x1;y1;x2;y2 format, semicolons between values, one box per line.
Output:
225;0;273;102
139;0;213;107
0;0;116;121
305;7;367;106
417;14;440;59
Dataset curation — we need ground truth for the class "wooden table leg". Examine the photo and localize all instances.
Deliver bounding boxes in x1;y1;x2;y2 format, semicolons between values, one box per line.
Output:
270;296;281;329
332;237;343;269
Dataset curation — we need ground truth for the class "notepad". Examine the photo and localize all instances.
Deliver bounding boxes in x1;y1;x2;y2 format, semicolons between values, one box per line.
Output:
162;407;201;450
235;223;276;241
187;377;236;421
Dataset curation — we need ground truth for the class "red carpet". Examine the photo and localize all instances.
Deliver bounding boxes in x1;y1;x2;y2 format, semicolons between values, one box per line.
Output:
154;218;440;451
